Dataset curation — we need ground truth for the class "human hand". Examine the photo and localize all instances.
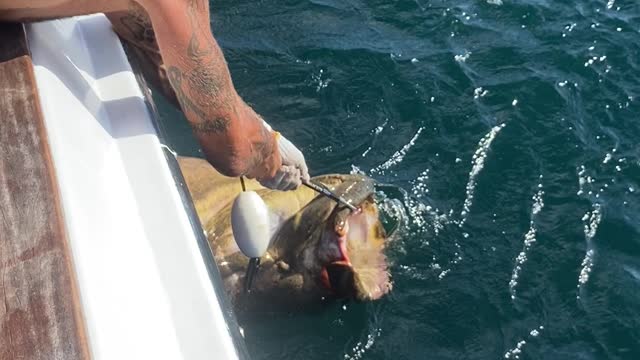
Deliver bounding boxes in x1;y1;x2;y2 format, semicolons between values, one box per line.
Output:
258;164;303;191
258;128;310;191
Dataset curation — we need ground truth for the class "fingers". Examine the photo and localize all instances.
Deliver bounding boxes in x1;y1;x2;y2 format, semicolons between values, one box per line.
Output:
244;118;309;188
283;168;302;190
258;165;301;191
277;134;310;183
299;155;310;182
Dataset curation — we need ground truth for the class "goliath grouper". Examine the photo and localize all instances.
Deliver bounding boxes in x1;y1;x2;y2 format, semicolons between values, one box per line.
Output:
178;157;392;311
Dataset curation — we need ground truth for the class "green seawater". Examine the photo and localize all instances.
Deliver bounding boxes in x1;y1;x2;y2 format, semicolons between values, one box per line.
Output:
154;0;640;359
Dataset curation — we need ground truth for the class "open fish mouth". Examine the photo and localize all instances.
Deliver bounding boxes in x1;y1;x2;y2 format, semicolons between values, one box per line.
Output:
318;196;391;301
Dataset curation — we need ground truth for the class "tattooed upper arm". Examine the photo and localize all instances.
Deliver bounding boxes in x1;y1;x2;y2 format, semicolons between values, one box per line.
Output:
162;0;233;126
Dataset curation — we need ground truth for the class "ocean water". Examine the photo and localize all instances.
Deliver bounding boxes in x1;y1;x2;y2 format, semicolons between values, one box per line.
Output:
154;0;640;359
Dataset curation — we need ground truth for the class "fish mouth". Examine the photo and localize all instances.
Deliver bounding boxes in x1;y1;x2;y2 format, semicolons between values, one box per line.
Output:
322;261;356;298
318;198;391;301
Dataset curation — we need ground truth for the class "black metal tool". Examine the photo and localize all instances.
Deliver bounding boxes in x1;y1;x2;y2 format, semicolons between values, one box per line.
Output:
244;257;260;293
302;179;359;212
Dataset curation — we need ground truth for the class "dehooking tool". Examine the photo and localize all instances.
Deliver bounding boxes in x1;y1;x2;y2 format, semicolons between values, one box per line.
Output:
301;179;359;212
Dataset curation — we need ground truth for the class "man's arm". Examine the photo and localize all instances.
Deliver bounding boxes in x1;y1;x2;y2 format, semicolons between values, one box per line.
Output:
133;0;279;178
107;4;180;108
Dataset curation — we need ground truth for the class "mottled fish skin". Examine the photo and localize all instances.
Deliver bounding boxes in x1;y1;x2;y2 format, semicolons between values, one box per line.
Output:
178;157;390;313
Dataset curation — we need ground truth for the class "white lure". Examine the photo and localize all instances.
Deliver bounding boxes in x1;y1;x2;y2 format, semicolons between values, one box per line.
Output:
230;191;271;258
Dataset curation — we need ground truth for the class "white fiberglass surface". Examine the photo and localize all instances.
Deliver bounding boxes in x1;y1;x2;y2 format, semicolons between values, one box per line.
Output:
26;15;239;360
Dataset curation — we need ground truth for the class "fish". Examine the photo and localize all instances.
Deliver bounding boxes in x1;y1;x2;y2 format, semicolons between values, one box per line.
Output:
178;157;392;312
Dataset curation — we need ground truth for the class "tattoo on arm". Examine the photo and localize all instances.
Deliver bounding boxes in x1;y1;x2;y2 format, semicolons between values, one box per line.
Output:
163;0;236;134
167;66;231;134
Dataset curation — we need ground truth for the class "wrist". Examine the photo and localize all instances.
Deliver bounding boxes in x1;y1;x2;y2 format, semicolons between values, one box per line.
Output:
195;101;281;178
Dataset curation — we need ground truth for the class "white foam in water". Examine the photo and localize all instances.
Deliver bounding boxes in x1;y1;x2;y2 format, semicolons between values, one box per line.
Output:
312;68;331;92
438;269;451;280
399;173;456;279
474;87;489;98
371;127;424;174
578;250;595;286
607;0;616;9
576;165;587;196
454;52;471;63
460;124;506;227
343;328;382;360
584;204;602;240
509;182;545;299
412;169;430;198
371;118;389;136
403;191;446;238
577;204;602;298
532;182;544;215
487;0;503;5
504;326;544;359
504;340;526;359
398;265;429;280
350;165;365;175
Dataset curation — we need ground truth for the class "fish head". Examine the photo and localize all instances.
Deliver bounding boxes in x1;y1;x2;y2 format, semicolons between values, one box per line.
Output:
279;174;391;302
317;195;391;301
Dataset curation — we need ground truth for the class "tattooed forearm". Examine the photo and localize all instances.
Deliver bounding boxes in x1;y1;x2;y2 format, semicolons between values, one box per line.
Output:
167;65;231;136
167;65;208;121
187;29;213;59
186;61;223;107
